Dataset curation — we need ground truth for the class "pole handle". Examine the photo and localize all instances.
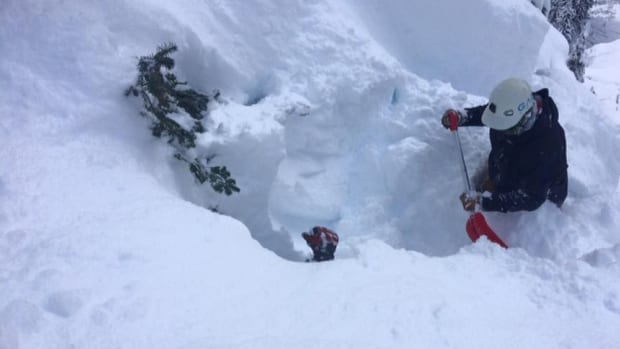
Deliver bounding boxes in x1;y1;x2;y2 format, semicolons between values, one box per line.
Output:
448;111;459;131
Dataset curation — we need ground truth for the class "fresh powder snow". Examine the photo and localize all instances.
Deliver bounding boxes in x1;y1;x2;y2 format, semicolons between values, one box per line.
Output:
1;0;620;348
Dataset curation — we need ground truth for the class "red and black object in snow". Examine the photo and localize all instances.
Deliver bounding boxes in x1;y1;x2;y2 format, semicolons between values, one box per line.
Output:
448;111;508;249
302;226;339;262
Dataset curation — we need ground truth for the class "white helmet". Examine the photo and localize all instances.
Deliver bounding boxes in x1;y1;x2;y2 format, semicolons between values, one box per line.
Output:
481;79;535;131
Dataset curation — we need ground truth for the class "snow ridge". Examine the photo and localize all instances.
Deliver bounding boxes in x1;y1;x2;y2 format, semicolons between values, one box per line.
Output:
1;0;620;348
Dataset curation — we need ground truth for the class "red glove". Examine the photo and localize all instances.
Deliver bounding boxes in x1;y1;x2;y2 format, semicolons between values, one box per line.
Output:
302;231;322;249
441;109;463;129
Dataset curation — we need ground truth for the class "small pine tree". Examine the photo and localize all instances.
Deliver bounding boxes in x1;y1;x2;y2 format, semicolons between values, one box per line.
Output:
126;43;239;196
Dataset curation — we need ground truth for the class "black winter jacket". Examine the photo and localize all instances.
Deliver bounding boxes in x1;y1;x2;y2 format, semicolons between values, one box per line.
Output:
461;88;568;212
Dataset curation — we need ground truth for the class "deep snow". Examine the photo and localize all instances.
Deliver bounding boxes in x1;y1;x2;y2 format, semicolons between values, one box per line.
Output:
1;0;620;348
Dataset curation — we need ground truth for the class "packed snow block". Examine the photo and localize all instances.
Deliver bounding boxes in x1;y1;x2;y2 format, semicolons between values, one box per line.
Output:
350;0;550;95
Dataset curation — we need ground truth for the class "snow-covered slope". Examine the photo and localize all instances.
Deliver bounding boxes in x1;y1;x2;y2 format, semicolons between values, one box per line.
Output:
585;39;620;120
2;0;620;348
585;1;620;122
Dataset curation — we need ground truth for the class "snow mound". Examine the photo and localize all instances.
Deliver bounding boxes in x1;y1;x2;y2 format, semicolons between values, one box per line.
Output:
2;0;620;348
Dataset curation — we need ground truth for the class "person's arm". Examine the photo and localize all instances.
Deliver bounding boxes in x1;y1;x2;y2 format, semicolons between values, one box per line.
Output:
481;148;550;212
460;104;487;127
481;188;546;212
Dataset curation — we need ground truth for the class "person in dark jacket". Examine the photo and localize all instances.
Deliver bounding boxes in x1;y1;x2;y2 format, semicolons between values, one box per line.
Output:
441;78;568;213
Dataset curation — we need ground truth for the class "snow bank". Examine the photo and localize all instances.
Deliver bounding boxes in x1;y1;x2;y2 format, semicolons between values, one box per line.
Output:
584;39;620;120
349;0;550;95
2;0;620;348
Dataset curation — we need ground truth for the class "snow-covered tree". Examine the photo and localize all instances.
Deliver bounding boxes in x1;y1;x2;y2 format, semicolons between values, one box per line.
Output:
548;0;594;81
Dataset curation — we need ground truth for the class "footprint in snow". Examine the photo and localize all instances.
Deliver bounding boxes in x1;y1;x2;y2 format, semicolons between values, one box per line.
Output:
42;290;84;318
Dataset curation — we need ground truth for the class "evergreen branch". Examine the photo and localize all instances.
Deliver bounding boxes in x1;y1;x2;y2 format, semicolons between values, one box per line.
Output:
125;42;239;197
